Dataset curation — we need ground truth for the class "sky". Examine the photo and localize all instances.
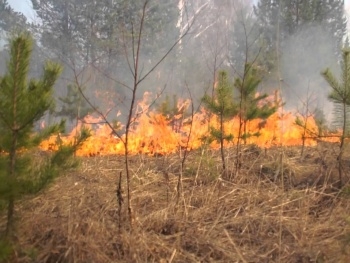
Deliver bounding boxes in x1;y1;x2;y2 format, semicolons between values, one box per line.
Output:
8;0;36;21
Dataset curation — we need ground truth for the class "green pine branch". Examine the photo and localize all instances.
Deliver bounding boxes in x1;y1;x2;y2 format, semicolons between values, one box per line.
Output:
234;63;277;143
321;47;350;187
202;70;238;173
0;33;90;239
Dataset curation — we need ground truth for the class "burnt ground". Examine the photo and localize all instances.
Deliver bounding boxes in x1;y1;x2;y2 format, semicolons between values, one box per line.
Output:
1;142;350;262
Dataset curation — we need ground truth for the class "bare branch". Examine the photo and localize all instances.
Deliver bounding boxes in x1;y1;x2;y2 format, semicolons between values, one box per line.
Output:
137;20;195;85
122;27;136;79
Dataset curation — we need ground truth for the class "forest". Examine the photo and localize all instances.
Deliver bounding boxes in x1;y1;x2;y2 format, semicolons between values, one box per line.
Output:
0;0;350;262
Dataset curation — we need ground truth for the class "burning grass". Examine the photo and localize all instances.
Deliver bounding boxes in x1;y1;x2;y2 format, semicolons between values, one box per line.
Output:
2;144;350;262
40;91;340;157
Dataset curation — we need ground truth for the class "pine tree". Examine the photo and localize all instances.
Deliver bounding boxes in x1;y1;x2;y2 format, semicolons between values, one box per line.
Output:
233;63;277;175
31;0;179;67
55;84;91;129
235;63;277;144
202;70;238;174
158;94;178;119
157;94;188;132
254;0;347;71
0;0;27;38
229;2;261;72
321;48;350;187
0;33;89;238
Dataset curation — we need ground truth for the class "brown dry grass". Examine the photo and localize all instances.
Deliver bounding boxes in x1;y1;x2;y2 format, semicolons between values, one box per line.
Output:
2;143;350;262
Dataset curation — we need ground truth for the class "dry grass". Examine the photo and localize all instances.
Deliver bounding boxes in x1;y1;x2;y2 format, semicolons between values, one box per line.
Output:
2;144;350;262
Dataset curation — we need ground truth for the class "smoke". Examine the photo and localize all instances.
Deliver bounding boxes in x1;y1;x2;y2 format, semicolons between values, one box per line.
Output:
2;0;344;130
280;24;340;121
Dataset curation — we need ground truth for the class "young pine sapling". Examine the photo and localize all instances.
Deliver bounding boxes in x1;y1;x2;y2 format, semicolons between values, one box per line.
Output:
202;70;238;177
322;48;350;188
0;34;89;238
234;63;277;174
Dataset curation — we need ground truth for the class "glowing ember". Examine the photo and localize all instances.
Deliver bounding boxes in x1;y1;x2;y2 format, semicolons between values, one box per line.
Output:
40;92;340;156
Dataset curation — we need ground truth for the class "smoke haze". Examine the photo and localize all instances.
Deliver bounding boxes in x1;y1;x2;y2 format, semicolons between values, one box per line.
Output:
280;24;339;121
1;0;348;129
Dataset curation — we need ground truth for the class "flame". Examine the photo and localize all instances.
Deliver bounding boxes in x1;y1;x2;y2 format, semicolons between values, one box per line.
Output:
40;92;341;156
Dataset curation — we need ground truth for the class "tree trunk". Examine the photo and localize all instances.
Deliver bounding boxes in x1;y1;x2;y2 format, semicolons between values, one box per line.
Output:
6;131;18;236
220;114;226;173
338;102;347;188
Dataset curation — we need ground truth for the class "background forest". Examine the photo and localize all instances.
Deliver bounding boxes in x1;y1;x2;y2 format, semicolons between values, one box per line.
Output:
0;0;347;127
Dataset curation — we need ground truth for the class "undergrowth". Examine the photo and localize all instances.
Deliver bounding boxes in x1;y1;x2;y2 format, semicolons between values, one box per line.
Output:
1;144;350;262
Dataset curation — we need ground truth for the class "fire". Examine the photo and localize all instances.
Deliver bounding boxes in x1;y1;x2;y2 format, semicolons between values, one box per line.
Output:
40;92;340;156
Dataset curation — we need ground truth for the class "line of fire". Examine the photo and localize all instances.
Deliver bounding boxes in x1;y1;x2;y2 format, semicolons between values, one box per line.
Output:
39;90;341;157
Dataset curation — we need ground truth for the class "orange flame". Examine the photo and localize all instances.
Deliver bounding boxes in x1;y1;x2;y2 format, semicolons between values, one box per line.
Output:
40;92;340;156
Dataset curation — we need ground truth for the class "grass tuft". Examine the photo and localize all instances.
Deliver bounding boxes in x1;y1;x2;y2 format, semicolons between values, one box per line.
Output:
1;144;350;262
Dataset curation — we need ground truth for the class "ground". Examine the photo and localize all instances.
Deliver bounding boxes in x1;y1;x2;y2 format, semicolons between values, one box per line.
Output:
1;143;350;262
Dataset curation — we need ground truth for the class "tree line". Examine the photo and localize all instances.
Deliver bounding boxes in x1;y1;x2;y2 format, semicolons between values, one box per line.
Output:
1;0;347;116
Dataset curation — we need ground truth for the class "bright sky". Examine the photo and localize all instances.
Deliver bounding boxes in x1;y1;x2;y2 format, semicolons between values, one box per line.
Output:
8;0;35;21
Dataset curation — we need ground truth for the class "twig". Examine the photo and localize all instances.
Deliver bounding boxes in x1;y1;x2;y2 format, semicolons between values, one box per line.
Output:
117;171;123;232
224;229;248;263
